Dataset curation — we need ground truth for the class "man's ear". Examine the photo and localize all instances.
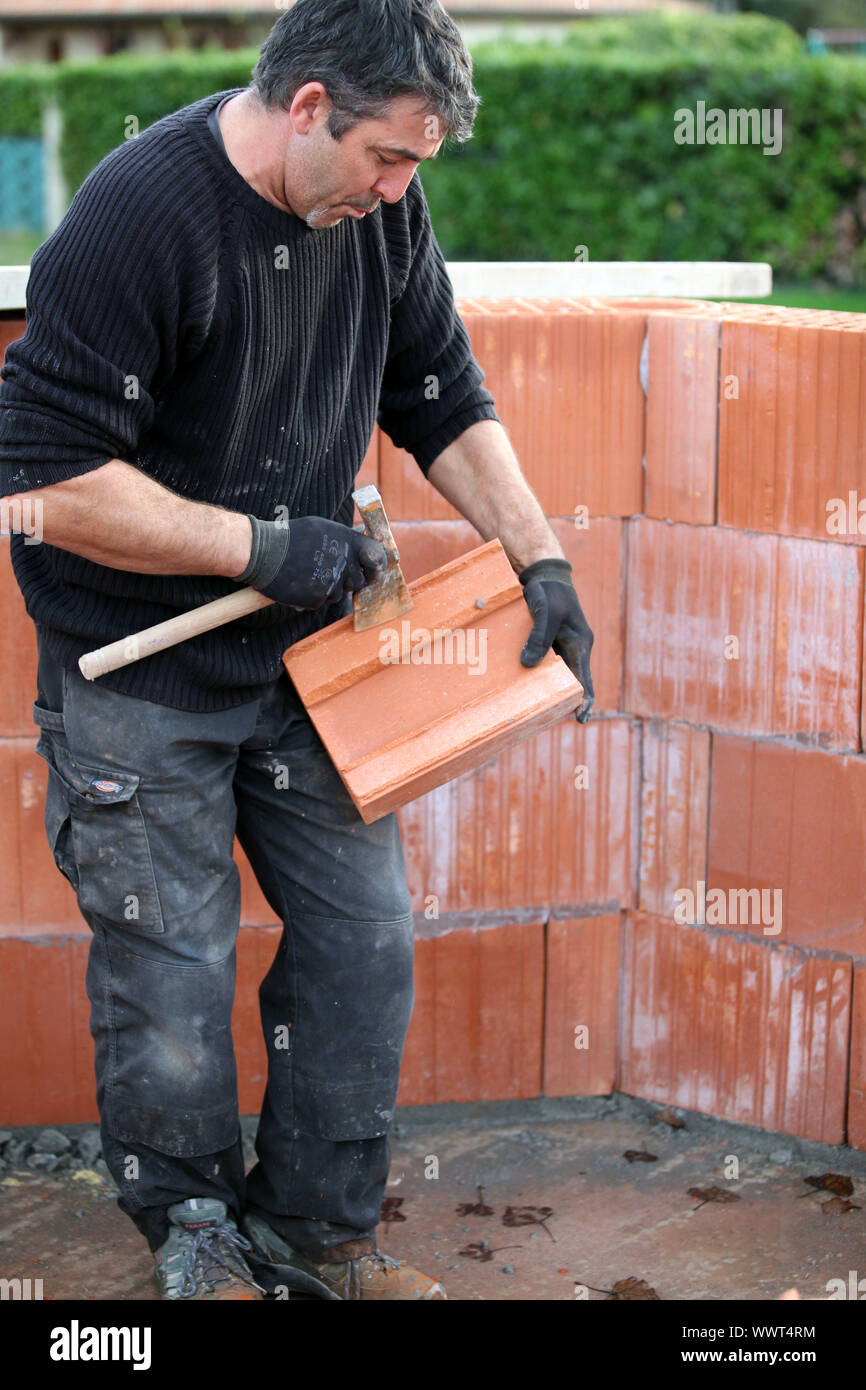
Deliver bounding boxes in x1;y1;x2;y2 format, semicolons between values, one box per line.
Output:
289;82;330;135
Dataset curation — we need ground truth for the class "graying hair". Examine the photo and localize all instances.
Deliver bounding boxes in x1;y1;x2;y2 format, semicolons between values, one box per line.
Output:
251;0;480;143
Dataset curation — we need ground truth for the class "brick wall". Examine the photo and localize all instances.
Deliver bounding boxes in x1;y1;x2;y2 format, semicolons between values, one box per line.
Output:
1;298;864;1149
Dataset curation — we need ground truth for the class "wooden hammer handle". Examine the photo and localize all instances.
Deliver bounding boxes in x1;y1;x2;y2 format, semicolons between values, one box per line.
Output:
78;587;273;681
78;484;390;681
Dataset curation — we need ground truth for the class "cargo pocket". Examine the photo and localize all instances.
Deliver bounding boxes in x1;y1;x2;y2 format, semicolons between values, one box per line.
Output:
34;729;165;934
293;1070;396;1141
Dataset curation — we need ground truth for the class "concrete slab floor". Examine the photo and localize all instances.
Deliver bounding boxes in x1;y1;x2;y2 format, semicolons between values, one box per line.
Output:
1;1093;865;1302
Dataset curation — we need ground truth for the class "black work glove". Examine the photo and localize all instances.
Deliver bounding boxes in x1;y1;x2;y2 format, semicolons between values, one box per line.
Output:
237;514;387;610
519;557;595;723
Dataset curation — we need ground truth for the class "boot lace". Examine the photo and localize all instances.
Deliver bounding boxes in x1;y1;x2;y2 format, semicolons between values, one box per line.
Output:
178;1222;261;1299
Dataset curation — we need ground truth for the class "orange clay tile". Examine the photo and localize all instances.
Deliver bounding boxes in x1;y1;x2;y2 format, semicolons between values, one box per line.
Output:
543;914;622;1097
283;539;584;823
618;910;851;1144
391;516;623;713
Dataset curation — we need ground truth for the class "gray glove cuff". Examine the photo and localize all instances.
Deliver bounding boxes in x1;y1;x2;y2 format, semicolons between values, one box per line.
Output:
236;515;290;589
518;557;574;587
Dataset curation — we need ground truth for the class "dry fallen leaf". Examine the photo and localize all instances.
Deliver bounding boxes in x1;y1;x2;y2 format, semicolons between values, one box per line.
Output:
623;1149;658;1163
821;1197;861;1217
688;1186;741;1209
658;1106;686;1130
607;1276;660;1301
456;1184;494;1217
804;1172;853;1197
502;1205;555;1241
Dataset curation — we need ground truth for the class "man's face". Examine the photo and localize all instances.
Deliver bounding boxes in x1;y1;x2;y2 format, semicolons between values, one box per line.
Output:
284;87;445;228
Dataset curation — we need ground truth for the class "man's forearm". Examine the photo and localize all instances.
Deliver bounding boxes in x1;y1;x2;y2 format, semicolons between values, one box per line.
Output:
1;459;253;578
425;419;564;572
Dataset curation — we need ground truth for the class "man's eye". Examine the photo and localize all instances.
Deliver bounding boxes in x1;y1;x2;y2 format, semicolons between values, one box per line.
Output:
377;153;397;166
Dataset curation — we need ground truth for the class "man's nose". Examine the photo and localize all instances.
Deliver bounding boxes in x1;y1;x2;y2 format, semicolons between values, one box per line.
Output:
372;167;418;203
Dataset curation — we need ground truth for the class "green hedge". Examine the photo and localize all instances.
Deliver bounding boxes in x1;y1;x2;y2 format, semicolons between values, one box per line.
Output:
2;14;865;284
0;64;50;137
428;33;866;284
51;47;257;192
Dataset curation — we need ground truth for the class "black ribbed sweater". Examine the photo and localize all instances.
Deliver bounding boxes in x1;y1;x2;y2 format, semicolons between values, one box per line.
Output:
0;89;499;711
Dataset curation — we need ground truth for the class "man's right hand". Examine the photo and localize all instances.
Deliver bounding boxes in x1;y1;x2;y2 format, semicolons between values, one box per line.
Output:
237;514;387;610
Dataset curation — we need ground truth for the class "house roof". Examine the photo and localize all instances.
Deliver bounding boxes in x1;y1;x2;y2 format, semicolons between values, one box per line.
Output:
0;0;704;19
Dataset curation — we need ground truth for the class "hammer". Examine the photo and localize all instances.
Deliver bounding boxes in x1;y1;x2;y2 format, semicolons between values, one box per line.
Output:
77;485;412;681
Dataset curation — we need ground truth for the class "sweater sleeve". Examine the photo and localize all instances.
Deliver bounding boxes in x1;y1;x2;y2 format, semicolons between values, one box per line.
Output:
376;173;500;476
0;142;187;496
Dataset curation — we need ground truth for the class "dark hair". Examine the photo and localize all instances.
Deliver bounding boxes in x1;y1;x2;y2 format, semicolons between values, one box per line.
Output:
251;0;479;143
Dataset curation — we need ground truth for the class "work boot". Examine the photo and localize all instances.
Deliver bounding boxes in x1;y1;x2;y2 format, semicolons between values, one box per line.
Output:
242;1208;447;1301
154;1197;266;1300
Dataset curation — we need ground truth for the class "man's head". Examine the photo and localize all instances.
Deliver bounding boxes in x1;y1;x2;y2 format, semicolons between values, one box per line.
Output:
249;0;479;228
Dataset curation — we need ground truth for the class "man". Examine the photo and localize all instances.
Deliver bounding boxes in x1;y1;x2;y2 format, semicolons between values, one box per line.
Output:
0;0;594;1300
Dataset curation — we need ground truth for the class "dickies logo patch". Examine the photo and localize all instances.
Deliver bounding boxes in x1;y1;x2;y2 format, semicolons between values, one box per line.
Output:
90;778;124;794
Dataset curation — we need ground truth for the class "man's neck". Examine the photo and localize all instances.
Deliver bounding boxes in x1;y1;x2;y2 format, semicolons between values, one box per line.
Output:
217;90;298;217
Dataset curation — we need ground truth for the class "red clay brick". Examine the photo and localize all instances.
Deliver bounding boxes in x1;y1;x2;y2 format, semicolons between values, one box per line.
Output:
623;518;862;749
618;910;851;1143
718;314;866;541
380;298;645;520
707;733;866;956
639;720;710;919
0;924;289;1125
284;540;584;822
0;313;25;361
0;736;281;935
233;923;281;1115
397;716;641;917
235;842;280;927
592;298;718;316
0;550;39;737
396;920;544;1105
645;313;719;525
0;933;95;1125
0;738;81;933
850;965;866;1150
543;913;621;1096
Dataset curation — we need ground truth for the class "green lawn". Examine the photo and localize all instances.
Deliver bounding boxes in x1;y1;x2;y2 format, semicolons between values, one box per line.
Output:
721;283;866;314
0;231;43;264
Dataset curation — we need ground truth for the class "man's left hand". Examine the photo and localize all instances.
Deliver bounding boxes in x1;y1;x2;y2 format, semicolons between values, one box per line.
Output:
518;558;595;723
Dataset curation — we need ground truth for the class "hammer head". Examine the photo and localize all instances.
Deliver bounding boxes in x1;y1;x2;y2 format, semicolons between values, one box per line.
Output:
351;484;413;632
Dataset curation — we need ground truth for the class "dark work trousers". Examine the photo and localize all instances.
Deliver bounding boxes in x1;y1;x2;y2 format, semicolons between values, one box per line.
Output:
32;631;415;1258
